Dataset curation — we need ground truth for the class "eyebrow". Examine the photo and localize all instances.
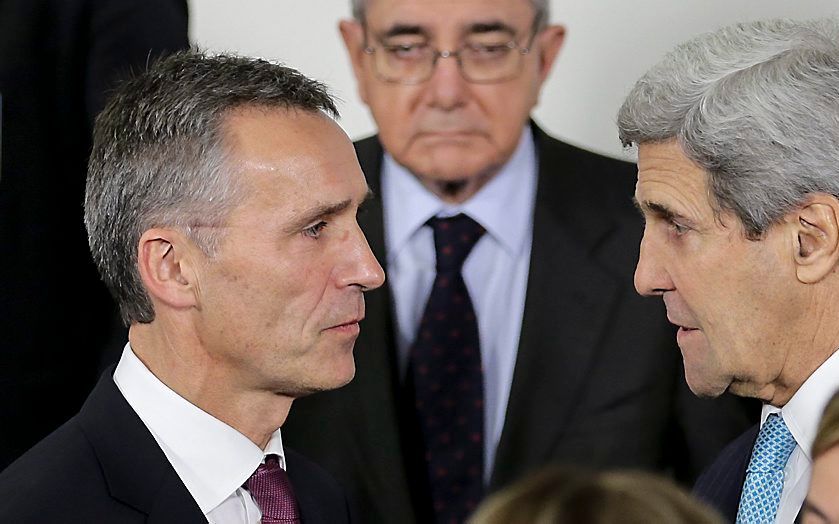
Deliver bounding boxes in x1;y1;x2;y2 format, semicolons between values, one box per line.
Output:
633;198;688;223
380;24;429;40
378;20;516;41
468;21;516;35
284;188;374;234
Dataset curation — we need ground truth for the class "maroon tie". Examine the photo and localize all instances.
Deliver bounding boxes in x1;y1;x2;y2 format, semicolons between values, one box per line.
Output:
245;455;302;524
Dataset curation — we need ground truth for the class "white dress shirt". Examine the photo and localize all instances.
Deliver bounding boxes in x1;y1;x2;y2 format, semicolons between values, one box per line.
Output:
382;127;538;482
762;348;839;523
113;344;286;523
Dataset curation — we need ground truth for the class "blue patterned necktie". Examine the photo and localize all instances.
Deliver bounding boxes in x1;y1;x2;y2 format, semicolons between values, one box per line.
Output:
735;414;797;524
410;213;486;523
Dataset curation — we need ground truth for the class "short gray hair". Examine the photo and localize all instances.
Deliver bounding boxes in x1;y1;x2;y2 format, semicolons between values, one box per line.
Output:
618;18;839;239
85;49;338;325
350;0;550;30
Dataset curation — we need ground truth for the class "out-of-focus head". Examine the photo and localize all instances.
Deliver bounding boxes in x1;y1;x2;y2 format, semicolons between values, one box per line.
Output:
467;467;723;524
803;390;839;524
340;0;565;202
618;19;839;404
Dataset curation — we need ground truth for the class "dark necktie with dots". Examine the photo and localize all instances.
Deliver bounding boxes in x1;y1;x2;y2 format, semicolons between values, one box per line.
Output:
410;213;486;524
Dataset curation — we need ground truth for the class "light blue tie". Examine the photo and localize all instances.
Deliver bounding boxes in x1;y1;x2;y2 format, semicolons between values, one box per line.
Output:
735;414;797;524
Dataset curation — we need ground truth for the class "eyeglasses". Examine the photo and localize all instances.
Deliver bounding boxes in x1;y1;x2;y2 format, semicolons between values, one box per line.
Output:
363;18;542;85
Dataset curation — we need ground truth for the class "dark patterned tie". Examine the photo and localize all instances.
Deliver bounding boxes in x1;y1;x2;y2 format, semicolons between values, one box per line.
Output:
410;213;486;524
245;455;302;524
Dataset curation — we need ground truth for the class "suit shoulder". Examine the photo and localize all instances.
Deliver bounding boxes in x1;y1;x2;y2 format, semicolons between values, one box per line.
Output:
534;133;640;235
0;417;135;522
543;133;635;180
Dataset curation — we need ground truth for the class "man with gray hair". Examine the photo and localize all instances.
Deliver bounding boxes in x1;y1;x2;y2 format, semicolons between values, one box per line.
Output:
0;49;384;523
283;0;755;522
620;18;839;523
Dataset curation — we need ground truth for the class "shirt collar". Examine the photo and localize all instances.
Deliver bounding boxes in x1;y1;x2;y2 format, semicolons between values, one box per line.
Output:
761;348;839;461
113;344;286;515
382;126;537;262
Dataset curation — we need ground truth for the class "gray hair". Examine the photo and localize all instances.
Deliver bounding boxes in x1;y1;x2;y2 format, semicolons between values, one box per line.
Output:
618;18;839;239
350;0;550;30
85;49;338;326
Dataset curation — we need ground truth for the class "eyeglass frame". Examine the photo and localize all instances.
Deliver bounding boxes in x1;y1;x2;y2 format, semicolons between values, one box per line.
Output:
360;13;545;85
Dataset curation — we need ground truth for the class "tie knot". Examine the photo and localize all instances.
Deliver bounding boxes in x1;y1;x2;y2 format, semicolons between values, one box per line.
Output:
748;414;797;473
246;454;301;523
428;214;486;272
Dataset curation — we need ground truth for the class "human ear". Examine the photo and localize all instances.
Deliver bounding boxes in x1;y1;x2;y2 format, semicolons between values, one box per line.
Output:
136;228;201;311
789;195;839;284
534;24;566;84
339;19;371;105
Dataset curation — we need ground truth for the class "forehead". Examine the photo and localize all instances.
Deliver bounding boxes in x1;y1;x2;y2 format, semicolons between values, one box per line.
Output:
635;141;715;218
222;107;365;208
365;0;535;34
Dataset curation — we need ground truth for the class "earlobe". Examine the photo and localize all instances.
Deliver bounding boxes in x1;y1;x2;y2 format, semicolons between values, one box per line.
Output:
339;19;370;104
137;228;201;312
791;196;839;284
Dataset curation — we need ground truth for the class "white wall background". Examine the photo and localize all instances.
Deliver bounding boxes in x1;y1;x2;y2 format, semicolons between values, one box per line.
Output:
189;1;839;160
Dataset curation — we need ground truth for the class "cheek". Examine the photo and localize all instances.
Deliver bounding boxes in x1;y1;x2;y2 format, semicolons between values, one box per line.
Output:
368;88;416;133
278;257;335;321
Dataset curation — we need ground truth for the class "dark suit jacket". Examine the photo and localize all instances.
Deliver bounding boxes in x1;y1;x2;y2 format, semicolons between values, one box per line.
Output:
283;123;757;523
0;0;189;469
0;367;351;523
693;424;758;523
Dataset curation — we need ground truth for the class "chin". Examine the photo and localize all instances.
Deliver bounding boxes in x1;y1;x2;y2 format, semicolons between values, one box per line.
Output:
684;368;729;399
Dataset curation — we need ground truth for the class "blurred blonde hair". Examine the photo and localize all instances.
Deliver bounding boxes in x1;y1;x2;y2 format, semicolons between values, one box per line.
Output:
813;390;839;459
468;468;723;524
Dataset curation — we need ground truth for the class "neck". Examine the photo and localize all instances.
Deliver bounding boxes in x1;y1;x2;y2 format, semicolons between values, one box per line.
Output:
128;320;292;449
753;296;839;407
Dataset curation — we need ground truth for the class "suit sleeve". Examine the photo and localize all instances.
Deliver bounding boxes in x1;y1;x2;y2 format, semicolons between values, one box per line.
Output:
84;0;189;128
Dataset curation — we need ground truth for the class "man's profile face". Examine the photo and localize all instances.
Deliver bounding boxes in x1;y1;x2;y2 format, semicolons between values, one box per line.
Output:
193;108;385;397
341;0;563;193
633;140;800;400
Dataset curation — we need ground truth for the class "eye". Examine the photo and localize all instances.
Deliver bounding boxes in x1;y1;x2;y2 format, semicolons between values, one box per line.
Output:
384;43;428;60
667;220;690;235
465;42;514;60
303;221;327;239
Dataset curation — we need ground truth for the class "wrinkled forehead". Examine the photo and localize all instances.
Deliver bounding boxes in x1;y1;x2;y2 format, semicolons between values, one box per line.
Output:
364;0;536;38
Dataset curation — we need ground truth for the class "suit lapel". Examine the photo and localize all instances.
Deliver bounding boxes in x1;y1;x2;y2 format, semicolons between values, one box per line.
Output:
348;137;419;520
694;423;759;521
491;124;623;488
78;367;207;523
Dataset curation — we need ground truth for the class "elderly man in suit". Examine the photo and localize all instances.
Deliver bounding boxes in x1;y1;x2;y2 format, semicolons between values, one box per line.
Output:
619;18;839;523
282;0;755;522
0;50;385;523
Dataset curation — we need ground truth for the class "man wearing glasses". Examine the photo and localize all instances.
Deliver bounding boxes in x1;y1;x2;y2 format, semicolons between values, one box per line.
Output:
284;1;755;523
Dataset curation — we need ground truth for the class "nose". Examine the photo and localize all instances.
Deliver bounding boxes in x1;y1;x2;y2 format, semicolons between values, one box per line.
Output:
423;52;469;110
341;225;385;292
634;227;673;297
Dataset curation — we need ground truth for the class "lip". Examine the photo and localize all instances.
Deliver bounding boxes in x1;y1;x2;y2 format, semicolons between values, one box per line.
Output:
666;313;698;331
415;130;480;139
324;318;363;335
676;326;701;344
